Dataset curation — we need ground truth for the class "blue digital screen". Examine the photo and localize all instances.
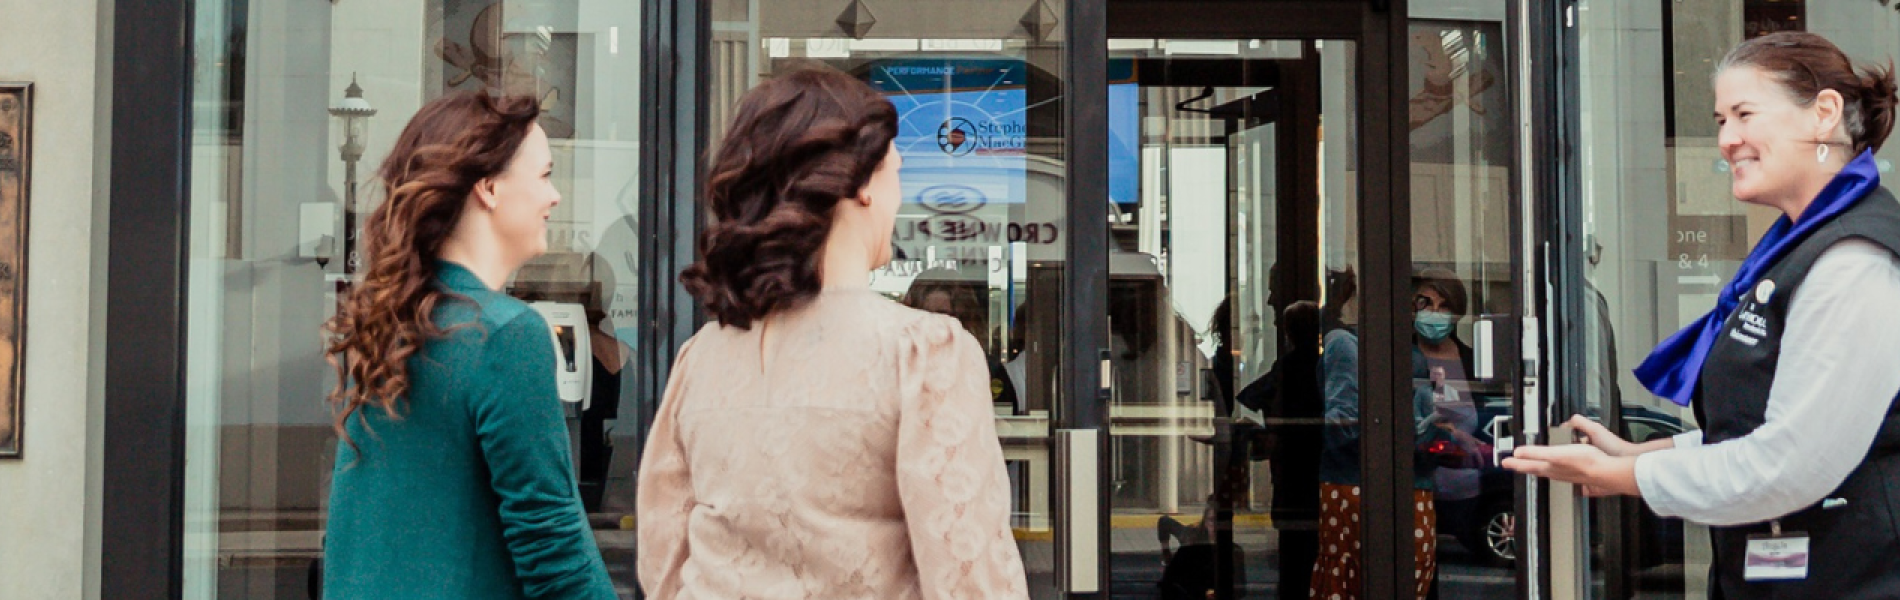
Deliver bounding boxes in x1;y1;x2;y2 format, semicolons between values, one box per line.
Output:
865;58;1141;209
1108;59;1139;207
869;59;1028;206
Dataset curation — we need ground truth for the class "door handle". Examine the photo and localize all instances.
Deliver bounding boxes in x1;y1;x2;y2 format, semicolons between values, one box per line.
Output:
1473;317;1497;380
1520;316;1543;442
1055;428;1100;593
1488;414;1515;466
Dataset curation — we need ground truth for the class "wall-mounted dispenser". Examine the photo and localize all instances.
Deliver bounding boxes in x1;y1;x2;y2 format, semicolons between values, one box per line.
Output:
531;301;591;409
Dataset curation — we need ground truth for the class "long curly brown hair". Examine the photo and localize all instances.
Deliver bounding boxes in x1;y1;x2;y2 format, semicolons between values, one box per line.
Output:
322;91;540;443
680;66;898;328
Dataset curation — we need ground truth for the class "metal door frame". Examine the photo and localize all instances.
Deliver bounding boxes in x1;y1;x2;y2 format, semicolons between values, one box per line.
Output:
1070;2;1414;598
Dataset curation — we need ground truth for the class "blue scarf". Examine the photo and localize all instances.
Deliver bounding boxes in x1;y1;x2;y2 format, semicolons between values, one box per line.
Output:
1635;150;1882;406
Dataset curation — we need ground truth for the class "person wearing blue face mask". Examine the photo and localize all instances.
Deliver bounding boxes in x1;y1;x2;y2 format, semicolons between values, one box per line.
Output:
1412;273;1465;349
1314;269;1461;600
1411;269;1474;408
1413;312;1455;343
1411;270;1490;569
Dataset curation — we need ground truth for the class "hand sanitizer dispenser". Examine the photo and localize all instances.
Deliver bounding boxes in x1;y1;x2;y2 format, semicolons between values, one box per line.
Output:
530;301;591;410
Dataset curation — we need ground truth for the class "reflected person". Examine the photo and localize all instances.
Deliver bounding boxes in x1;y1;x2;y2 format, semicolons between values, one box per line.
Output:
578;275;632;514
1311;268;1446;600
905;270;1025;411
1157;495;1249;600
1410;269;1489;555
903;269;987;341
1236;300;1324;600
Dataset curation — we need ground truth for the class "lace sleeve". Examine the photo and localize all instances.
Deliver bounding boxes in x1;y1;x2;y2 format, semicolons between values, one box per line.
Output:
636;338;698;598
894;316;1030;600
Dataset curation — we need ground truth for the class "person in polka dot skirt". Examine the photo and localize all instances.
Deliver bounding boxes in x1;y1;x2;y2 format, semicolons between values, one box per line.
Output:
1310;269;1448;599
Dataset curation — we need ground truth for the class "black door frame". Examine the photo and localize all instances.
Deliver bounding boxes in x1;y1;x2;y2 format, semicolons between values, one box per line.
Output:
1521;0;1567;597
637;0;711;459
1097;1;1413;598
103;0;194;596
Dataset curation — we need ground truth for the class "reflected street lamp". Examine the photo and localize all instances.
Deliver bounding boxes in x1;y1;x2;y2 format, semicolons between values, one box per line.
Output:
329;74;376;284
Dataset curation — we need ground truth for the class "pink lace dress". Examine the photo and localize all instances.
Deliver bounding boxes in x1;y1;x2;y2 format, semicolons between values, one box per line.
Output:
636;288;1030;600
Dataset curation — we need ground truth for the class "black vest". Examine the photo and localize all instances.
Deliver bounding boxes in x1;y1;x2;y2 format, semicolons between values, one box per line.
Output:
1695;187;1900;600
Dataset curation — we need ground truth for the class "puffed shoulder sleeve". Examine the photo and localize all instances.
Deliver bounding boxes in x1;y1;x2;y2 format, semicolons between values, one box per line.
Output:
637;337;699;599
893;316;1030;600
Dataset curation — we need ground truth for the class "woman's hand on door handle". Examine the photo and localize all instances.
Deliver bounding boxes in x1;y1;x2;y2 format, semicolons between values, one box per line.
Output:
1563;414;1678;458
1501;441;1642;497
1565;415;1639;457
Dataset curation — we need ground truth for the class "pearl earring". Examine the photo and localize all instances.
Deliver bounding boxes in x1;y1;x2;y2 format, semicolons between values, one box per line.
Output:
1817;144;1830;164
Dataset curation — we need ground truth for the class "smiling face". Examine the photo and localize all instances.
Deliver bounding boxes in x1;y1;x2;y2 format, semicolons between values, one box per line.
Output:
482;123;560;262
1713;66;1843;207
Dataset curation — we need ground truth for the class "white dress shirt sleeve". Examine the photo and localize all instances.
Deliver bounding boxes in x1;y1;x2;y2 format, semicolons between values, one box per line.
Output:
1670;430;1703;449
1634;239;1900;526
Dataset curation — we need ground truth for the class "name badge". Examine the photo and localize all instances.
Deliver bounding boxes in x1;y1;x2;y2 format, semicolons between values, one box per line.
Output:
1744;532;1810;582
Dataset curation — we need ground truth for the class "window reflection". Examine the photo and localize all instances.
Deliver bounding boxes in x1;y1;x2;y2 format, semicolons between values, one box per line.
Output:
182;0;645;596
1407;13;1518;598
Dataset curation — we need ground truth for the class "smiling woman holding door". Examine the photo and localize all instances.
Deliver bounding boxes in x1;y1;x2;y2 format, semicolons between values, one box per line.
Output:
1508;32;1900;600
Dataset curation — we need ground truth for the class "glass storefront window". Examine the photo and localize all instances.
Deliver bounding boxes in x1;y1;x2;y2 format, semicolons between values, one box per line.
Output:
182;0;644;596
157;0;1900;597
1576;0;1900;597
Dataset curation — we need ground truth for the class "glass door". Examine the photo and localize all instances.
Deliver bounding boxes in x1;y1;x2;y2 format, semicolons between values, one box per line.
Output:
1088;1;1543;598
1093;36;1369;600
1403;12;1527;599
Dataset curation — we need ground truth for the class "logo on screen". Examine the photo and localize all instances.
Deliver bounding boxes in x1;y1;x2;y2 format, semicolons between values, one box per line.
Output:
937;118;978;156
918;184;987;215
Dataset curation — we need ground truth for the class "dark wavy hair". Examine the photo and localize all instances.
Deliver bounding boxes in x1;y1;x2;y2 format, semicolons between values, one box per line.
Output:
322;91;541;444
904;269;987;340
681;66;899;328
1720;31;1899;154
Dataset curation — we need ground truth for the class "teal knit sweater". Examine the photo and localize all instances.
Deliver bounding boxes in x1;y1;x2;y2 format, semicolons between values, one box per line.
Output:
322;262;616;599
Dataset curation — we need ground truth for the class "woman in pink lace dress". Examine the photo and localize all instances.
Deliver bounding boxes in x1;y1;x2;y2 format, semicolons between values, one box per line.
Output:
635;66;1030;600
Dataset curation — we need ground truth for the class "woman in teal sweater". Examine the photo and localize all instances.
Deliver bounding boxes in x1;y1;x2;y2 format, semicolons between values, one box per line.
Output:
319;91;617;599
